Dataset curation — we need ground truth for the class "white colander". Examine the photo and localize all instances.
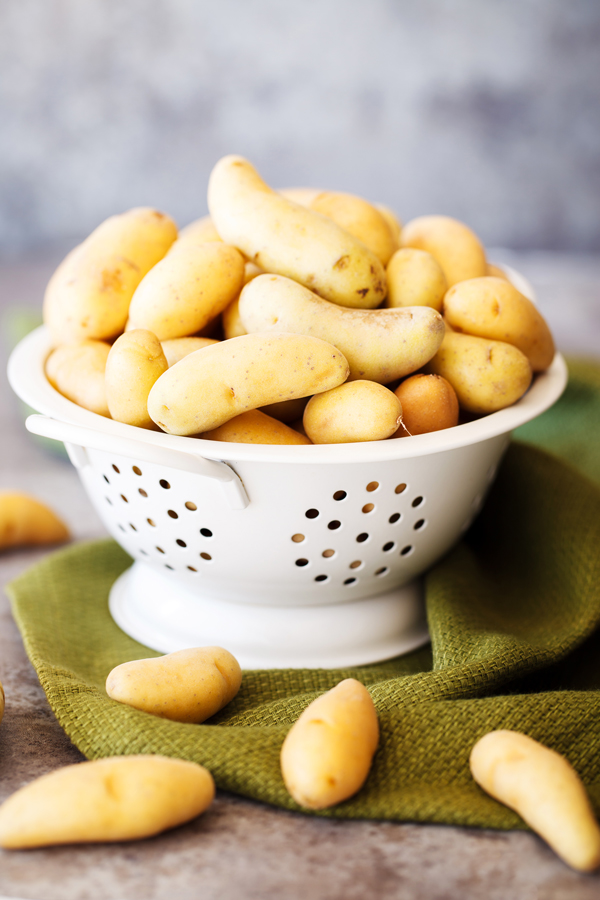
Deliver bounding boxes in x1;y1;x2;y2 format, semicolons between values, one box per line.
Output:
7;274;567;668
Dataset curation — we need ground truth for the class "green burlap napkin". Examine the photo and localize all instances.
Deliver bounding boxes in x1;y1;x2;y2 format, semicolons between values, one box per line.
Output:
6;359;600;827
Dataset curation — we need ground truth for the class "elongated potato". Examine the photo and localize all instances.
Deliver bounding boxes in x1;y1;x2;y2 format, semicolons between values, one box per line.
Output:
44;208;177;343
161;336;218;367
46;339;111;416
425;330;532;414
392;374;458;436
105;330;168;429
208;156;386;308
386;248;447;312
0;756;214;848
0;492;69;550
239;274;444;383
399;215;487;287
280;679;379;810
309;191;397;266
304;381;402;444
470;731;600;873
127;242;245;340
202;409;312;445
148;332;349;435
106;646;242;723
443;277;555;372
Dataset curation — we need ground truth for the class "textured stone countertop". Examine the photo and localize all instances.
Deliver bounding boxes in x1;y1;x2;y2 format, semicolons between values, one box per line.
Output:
0;252;599;900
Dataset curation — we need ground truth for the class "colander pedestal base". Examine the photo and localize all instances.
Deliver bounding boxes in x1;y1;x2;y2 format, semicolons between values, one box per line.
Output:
108;561;429;669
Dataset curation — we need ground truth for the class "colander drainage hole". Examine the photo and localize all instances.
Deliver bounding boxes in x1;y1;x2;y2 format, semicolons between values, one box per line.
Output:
165;564;174;570
200;552;212;561
375;567;388;576
105;497;112;506
160;479;171;489
167;510;178;519
389;513;401;523
132;466;142;476
176;539;187;547
147;518;156;527
414;519;426;531
295;558;309;567
366;481;379;492
120;494;128;503
187;566;197;572
156;547;165;554
129;524;137;532
139;488;148;498
362;503;374;514
356;533;369;543
118;524;125;532
112;464;120;474
412;496;424;508
103;475;110;484
305;508;319;519
395;483;407;495
139;549;148;556
344;577;357;585
382;542;395;552
333;490;347;501
200;528;213;538
349;560;362;569
328;520;341;530
322;549;335;558
185;501;197;511
292;533;305;543
401;545;413;556
315;575;329;582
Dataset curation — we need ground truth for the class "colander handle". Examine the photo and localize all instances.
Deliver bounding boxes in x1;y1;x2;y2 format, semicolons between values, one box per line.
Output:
25;415;250;510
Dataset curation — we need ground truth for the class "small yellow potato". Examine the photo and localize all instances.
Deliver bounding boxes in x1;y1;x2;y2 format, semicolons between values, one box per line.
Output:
106;646;242;723
0;492;69;550
399;215;487;287
375;203;402;245
239;274;444;384
487;263;508;280
386;248;447;312
260;396;309;423
309;191;397;266
45;339;111;416
425;330;532;414
105;330;168;429
161;336;219;367
443;276;555;372
304;381;402;444
392;374;459;436
148;332;349;436
208;156;386;309
44;208;177;344
470;731;600;873
0;755;214;849
174;214;223;247
202;409;312;445
127;242;245;341
280;678;379;810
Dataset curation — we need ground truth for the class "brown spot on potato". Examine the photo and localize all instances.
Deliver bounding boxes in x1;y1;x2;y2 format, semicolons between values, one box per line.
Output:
333;255;350;271
356;288;369;298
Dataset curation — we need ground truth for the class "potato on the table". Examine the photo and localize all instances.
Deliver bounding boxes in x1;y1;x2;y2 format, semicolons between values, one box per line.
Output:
386;247;447;312
202;409;312;444
106;646;242;723
105;329;168;429
393;374;459;436
0;492;70;551
443;276;555;372
46;339;112;417
0;756;214;848
399;215;487;287
280;678;379;810
148;332;349;435
425;330;532;414
304;381;402;444
239;274;444;384
127;242;245;341
208;156;387;309
44;207;177;343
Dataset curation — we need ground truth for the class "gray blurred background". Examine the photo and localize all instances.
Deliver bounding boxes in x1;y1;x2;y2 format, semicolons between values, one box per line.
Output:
1;0;599;256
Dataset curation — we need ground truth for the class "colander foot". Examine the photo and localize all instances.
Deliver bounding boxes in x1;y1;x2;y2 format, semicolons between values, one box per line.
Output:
108;561;429;669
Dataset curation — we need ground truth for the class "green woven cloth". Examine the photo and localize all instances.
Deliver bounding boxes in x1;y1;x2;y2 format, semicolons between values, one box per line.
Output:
7;359;600;828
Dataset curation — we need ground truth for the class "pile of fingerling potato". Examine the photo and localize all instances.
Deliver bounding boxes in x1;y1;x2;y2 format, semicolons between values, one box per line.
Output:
43;155;556;444
1;648;600;872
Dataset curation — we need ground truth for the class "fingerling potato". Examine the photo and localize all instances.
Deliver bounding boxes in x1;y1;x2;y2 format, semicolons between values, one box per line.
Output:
105;330;168;428
399;215;487;287
46;339;111;416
